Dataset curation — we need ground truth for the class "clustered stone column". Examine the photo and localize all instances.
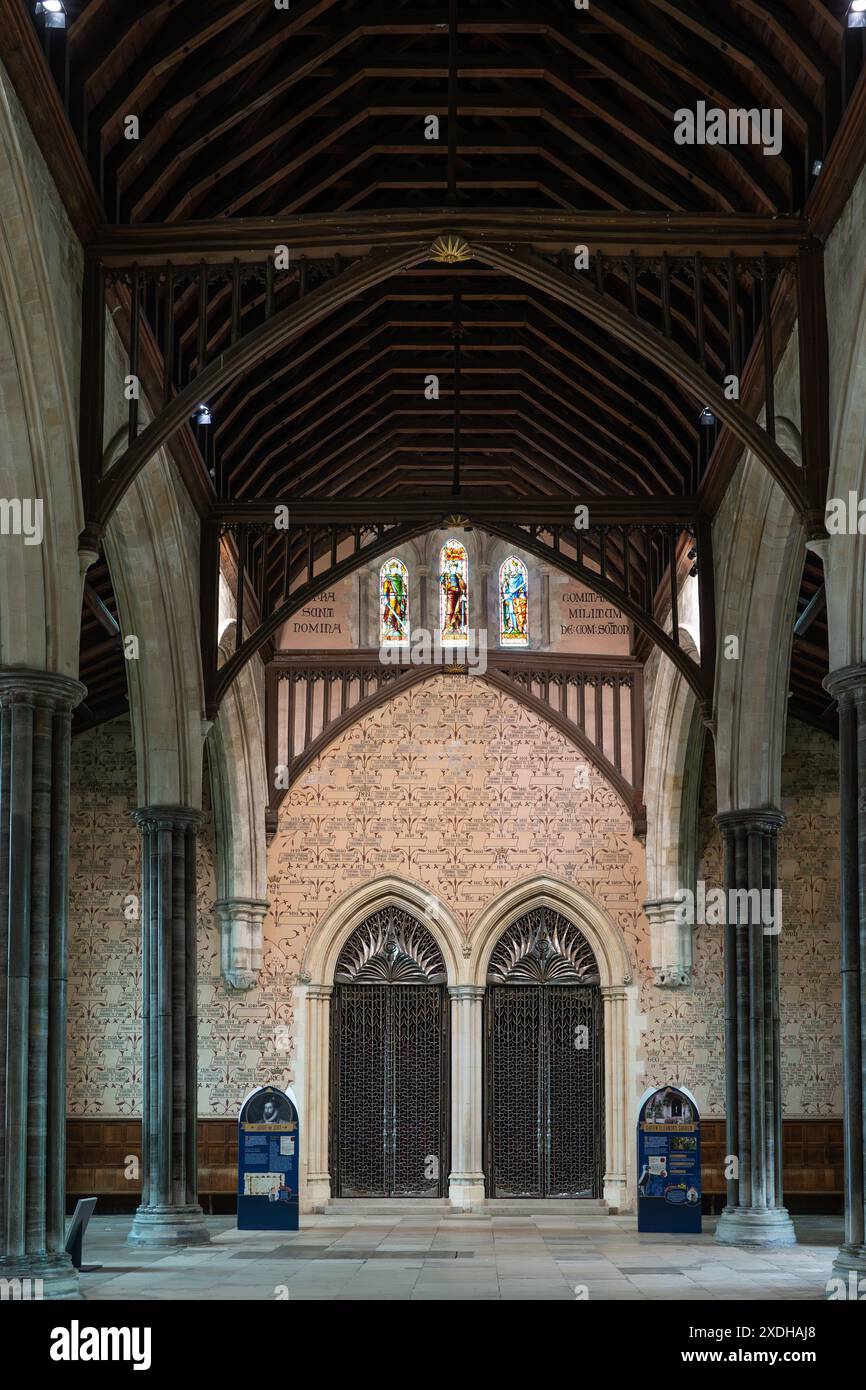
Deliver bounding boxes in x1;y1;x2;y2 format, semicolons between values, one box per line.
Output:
129;806;209;1246
824;667;866;1283
0;670;85;1299
448;985;486;1207
714;809;796;1247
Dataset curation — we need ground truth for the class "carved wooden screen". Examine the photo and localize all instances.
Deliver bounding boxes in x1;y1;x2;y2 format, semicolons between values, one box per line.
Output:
485;907;604;1198
330;908;449;1198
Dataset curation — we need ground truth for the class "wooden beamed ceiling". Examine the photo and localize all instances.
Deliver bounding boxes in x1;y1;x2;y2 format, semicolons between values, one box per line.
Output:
208;268;704;502
19;0;849;732
63;0;846;221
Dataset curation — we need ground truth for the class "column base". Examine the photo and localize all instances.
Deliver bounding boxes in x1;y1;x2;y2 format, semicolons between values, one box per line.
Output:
0;1252;82;1300
603;1172;629;1215
448;1173;486;1208
303;1175;332;1213
714;1205;797;1248
128;1204;211;1247
829;1243;866;1292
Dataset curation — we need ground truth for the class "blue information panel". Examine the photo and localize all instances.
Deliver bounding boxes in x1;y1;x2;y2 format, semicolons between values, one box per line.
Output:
237;1086;300;1231
637;1085;701;1233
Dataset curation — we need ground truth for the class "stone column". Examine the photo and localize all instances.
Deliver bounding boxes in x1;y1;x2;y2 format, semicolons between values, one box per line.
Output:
714;810;796;1247
824;667;866;1283
601;983;630;1212
129;807;210;1247
304;984;332;1211
448;985;486;1207
215;897;268;990
0;670;85;1299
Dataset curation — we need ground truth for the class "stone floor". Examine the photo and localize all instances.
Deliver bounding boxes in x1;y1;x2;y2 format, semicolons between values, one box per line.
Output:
73;1210;841;1301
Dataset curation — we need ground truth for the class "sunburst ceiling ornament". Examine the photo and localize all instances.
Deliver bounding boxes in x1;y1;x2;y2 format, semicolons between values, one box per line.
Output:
430;233;472;264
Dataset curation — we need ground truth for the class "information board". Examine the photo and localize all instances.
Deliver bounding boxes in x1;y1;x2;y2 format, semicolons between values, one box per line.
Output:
237;1086;300;1231
637;1085;701;1233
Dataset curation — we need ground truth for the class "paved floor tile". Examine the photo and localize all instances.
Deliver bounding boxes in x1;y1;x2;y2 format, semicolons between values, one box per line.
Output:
75;1212;841;1302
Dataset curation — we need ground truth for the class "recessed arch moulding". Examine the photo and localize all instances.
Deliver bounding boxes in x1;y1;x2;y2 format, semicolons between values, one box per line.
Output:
0;64;85;674
296;874;636;1213
712;329;805;818
814;165;866;674
100;321;269;985
100;326;207;811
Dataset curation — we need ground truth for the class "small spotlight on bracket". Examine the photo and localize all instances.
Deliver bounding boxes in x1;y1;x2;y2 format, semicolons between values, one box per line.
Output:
194;404;212;426
699;406;717;427
812;158;824;177
849;1;866;27
35;1;67;28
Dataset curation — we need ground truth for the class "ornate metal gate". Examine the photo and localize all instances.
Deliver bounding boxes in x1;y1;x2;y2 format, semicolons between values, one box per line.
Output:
485;908;604;1198
330;908;449;1197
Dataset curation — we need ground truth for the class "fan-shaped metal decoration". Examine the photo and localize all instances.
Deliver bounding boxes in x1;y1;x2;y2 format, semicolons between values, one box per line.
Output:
487;907;600;984
430;232;472;264
335;908;447;983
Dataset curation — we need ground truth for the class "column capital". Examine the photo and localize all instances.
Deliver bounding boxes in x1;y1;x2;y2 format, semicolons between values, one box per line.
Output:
600;983;631;1000
305;982;333;1002
214;896;269;915
0;668;86;710
824;664;866;704
714;807;785;836
448;984;486;1001
133;804;205;832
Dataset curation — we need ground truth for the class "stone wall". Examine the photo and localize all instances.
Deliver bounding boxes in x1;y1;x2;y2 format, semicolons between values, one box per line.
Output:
67;694;841;1121
638;723;841;1118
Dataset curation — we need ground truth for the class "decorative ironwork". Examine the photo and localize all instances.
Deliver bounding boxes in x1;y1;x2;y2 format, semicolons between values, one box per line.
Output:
487;907;601;985
334;908;446;984
485;909;603;1198
331;911;448;1197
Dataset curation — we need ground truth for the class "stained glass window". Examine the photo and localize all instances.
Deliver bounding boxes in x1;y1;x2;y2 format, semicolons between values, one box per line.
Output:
380;558;409;644
499;555;528;645
440;539;468;642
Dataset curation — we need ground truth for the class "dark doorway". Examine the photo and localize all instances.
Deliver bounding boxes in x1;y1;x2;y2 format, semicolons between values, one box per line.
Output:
331;908;449;1197
485;907;604;1198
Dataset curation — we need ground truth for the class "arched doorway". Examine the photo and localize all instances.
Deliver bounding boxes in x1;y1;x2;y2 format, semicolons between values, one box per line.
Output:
330;907;449;1197
485;906;604;1198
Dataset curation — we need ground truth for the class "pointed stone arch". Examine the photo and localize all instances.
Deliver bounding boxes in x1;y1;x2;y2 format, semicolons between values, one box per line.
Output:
0;66;84;674
643;630;706;988
467;875;635;1211
295;877;462;1209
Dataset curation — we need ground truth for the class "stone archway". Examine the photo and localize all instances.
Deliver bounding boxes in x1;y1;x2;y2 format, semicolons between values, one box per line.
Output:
296;877;462;1210
469;877;636;1212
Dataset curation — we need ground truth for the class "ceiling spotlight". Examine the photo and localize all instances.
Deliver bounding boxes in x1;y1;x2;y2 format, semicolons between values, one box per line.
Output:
812;158;824;176
699;406;717;427
35;1;67;27
849;1;866;26
194;403;212;426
